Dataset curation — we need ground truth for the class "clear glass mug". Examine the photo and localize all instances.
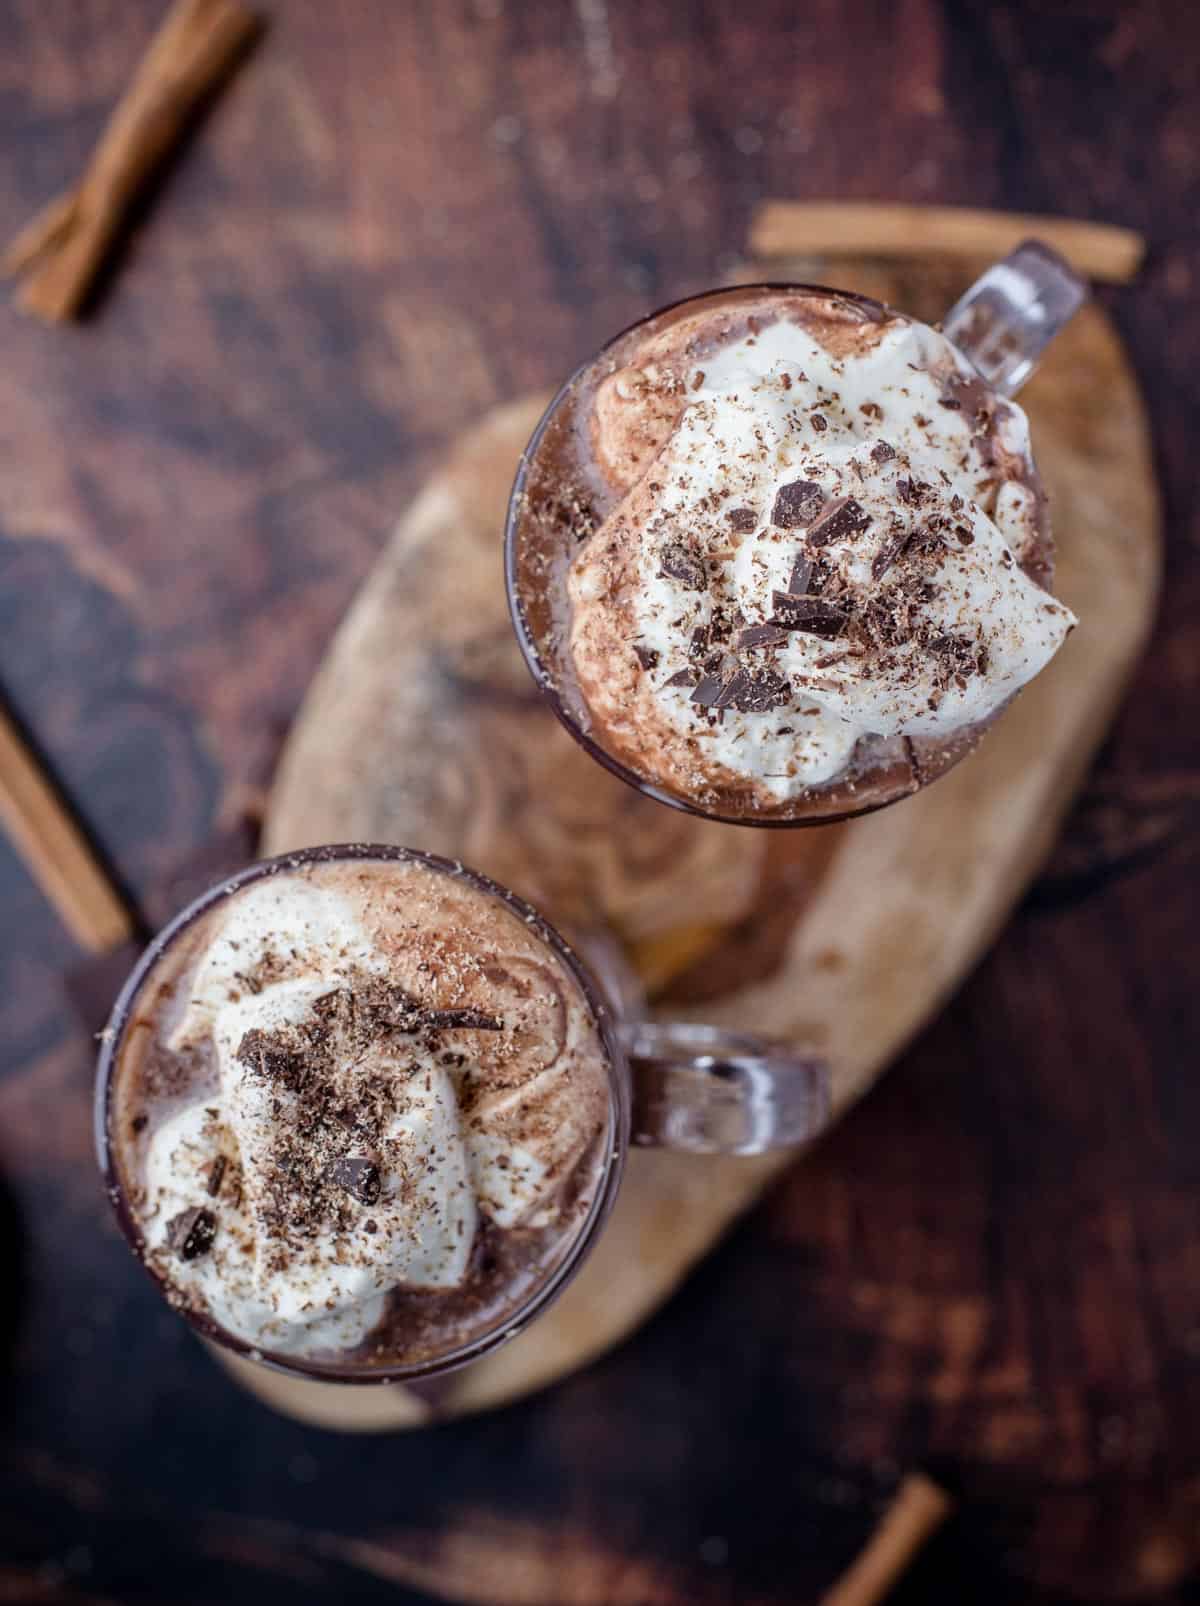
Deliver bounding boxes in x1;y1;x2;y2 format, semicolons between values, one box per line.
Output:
505;243;1087;826
96;844;828;1400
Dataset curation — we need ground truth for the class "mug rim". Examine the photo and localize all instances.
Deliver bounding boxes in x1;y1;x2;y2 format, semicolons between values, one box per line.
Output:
95;842;631;1387
503;280;961;830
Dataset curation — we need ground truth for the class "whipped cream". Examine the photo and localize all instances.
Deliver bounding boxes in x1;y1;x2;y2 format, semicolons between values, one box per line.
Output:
569;306;1075;803
136;869;607;1358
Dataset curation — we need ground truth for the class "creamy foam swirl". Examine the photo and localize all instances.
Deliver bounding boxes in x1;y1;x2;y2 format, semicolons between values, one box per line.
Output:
135;868;608;1358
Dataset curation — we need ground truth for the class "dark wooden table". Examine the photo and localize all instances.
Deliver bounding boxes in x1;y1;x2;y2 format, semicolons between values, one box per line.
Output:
1;2;1198;1602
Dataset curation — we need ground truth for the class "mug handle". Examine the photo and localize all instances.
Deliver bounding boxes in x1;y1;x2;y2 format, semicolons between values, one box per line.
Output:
579;929;830;1155
941;238;1088;398
621;1020;830;1156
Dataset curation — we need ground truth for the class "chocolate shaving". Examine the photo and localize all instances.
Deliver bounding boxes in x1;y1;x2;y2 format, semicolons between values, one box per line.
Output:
806;497;873;547
871;522;913;580
860;401;883;420
939;395;962;409
724;667;792;713
771;480;825;528
726;506;758;533
788;551;813;594
688;662;793;714
811;413;828;432
896;476;931;507
167;1206;216;1262
325;1156;382;1206
633;643;660;671
736;623;790;650
206;1156;227;1198
690;675;729;708
771;591;848;638
431;1008;503;1030
236;1029;309;1092
954;524;975;545
871;441;896;464
130;1113;148;1134
659;540;706;591
382;990;502;1033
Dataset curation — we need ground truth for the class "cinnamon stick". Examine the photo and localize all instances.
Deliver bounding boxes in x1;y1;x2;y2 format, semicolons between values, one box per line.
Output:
0;705;134;953
3;0;261;322
819;1473;954;1606
750;202;1144;285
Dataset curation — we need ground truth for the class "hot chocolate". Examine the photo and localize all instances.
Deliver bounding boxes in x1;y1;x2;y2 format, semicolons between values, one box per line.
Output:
510;284;1076;822
100;849;614;1378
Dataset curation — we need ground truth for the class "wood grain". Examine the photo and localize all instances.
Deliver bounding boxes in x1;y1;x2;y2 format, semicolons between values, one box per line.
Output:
0;1;1197;1602
749;202;1145;282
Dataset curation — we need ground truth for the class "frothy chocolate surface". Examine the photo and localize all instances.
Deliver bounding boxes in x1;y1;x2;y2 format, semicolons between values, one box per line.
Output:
105;854;612;1375
511;285;1074;821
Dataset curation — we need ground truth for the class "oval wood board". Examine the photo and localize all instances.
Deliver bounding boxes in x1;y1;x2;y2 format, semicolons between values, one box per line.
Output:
254;241;1160;1430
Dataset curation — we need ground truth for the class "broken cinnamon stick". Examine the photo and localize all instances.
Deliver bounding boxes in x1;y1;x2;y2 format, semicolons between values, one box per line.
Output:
0;704;134;953
750;202;1144;285
3;0;262;322
819;1472;954;1606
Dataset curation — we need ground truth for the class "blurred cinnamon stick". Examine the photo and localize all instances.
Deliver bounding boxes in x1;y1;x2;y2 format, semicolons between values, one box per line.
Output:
3;0;261;322
0;705;134;953
820;1473;954;1606
750;202;1144;284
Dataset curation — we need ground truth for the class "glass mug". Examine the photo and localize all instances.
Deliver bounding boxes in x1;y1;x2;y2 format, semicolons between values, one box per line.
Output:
96;844;827;1406
505;243;1087;826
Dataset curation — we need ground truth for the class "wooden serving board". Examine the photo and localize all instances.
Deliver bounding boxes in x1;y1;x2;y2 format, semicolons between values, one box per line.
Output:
253;241;1160;1430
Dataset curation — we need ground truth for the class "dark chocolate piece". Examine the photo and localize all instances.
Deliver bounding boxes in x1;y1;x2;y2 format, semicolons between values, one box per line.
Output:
633;643;660;671
384;990;502;1033
736;623;790;650
167;1206;216;1262
772;480;825;528
659;540;706;591
690;675;729;708
235;1029;309;1091
664;667;700;688
871;522;913;580
726;506;759;533
771;591;848;638
326;1156;382;1206
788;551;813;594
725;667;792;713
896;476;931;507
806;497;872;547
424;1007;503;1031
870;441;896;464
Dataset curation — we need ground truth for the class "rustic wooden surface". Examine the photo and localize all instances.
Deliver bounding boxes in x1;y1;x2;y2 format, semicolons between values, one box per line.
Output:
0;2;1197;1602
